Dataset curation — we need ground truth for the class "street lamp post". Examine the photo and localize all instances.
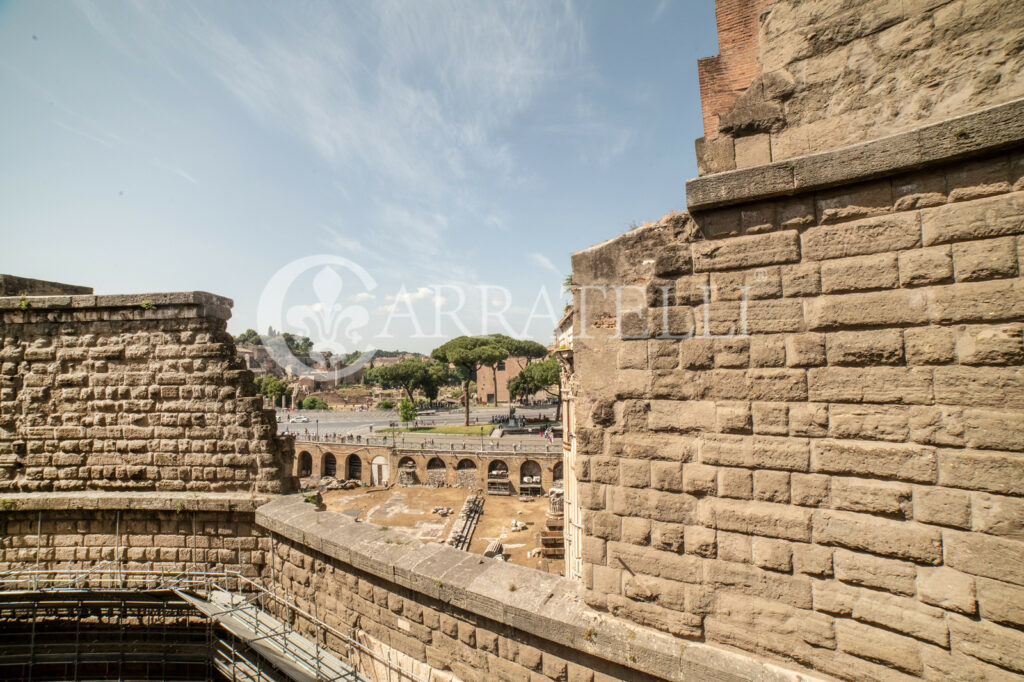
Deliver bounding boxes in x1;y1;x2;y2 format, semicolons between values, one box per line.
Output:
316;419;319;441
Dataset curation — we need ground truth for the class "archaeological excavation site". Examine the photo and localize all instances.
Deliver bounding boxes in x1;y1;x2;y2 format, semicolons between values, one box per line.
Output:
2;0;1024;680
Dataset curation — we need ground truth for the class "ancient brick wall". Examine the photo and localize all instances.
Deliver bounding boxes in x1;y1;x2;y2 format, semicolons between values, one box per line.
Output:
0;292;295;494
697;0;1024;173
570;144;1024;679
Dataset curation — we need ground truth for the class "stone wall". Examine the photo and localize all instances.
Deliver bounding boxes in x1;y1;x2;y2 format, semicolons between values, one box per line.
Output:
0;292;295;495
697;0;1024;173
0;493;268;579
570;126;1024;678
256;495;817;682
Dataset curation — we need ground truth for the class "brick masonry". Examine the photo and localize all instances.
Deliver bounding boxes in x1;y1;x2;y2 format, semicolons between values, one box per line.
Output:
696;0;1024;173
571;142;1024;678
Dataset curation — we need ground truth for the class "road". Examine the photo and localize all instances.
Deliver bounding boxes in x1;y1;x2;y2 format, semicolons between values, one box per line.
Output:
276;404;560;443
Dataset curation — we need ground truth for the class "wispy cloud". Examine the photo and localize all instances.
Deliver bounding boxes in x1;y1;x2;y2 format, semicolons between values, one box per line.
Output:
531;253;563;277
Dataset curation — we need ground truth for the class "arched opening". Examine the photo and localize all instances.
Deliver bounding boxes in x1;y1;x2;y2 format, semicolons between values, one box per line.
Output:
552;461;564;486
323;453;337;477
487;460;511;496
426;457;447;487
346;454;362;480
299;452;312;477
397;456;419;486
370;455;389;486
456;459;477;488
520;460;542;496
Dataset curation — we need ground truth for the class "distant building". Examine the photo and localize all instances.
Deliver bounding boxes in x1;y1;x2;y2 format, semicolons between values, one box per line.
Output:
476;356;528;404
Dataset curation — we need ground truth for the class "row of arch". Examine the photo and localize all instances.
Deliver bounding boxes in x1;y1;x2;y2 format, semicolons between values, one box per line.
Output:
296;449;562;490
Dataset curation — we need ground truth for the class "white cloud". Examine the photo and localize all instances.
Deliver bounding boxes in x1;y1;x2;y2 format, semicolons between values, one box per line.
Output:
531;253;563;277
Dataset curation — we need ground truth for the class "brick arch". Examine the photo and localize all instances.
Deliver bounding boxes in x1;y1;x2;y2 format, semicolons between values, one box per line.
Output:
323;453;337;477
346;454;362;480
298;451;312;477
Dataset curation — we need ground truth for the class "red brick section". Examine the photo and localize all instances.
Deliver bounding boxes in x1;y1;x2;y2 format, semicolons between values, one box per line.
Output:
697;0;775;139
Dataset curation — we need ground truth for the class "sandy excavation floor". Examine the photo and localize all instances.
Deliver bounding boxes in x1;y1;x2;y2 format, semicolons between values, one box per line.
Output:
322;486;564;575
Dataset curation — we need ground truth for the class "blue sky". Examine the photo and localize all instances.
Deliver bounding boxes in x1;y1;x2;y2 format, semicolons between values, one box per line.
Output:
0;0;717;354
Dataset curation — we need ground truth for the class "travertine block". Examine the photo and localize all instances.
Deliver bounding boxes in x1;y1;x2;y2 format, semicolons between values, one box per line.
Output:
913;487;972;528
780;262;821;297
784;333;825;367
831;477;912;517
920;192;1024;245
751;402;788;435
918;567;977;616
813;510;942;563
820;252;899;293
811;439;937;483
692;230;800;272
898;245;953;287
717;467;752;499
952;236;1018;282
805;289;929;330
827;404;910;442
802;213;921;261
825;329;905;366
832;549;917;596
807;366;933;404
904;326;955;365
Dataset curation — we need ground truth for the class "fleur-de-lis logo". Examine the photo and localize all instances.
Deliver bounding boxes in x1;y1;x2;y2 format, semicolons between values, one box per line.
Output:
285;267;368;353
257;255;377;379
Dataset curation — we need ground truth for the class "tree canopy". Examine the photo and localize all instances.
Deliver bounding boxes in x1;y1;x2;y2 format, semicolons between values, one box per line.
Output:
431;336;505;425
364;358;456;402
508;356;560;401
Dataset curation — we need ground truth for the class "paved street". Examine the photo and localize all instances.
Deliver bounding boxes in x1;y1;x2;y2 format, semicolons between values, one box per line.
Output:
276;403;561;450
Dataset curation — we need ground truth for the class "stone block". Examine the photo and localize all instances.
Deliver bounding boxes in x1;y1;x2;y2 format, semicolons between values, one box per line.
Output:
953;323;1024;365
811;438;933;481
712;337;749;368
675;273;710;306
752;469;790;503
802;213;921;261
952;236;1018;282
620;516;651;546
903;326;955;365
650;461;682;492
831;477;912;517
938;449;1024;495
751;402;787;435
918;567;977;616
784;333;825;367
681;463;717;495
715;401;751;433
899;245;954;287
920;192;1024;246
933;366;1024;409
734;133;771;169
835;620;923;675
944;529;1024;586
780;262;820;297
825;329;905;365
927;278;1024;325
648;400;715;432
791;473;829;507
971;492;1024;538
805;289;929;330
792;543;832;577
820;252;899;293
748;336;785;367
751;536;792;572
678;338;713;369
717;467;752;499
827;404;909;442
700;498;812;542
683;525;716;557
716;531;751;563
788;403;828;437
913;487;971;528
692;231;800;272
700;432;810;471
977;577;1024;628
812;510;942;564
619;459;650;488
948;613;1024;675
807;366;933;405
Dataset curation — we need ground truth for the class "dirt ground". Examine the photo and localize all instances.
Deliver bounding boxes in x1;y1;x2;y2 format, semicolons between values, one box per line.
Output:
322;486;564;575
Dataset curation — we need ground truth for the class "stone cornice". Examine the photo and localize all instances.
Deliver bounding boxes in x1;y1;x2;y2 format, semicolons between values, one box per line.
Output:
686;98;1024;211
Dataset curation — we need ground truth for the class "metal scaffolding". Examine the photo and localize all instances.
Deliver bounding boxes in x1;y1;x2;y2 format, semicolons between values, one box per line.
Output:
0;566;427;682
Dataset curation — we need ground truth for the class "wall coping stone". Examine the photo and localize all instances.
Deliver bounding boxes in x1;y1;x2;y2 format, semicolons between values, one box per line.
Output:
0;491;270;512
0;291;233;319
686;97;1024;211
256;495;831;682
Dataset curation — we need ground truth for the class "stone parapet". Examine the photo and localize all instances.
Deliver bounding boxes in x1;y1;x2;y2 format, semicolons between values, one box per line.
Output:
256;494;826;681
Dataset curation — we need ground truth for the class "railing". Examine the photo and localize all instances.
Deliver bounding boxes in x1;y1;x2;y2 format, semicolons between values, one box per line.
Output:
293;437;561;456
0;563;427;682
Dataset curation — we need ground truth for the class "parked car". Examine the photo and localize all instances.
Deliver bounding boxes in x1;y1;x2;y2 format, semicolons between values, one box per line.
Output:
289;416;310;423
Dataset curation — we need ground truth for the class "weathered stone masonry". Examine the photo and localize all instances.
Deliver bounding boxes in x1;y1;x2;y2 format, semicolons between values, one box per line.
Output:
571;76;1024;682
0;292;294;494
